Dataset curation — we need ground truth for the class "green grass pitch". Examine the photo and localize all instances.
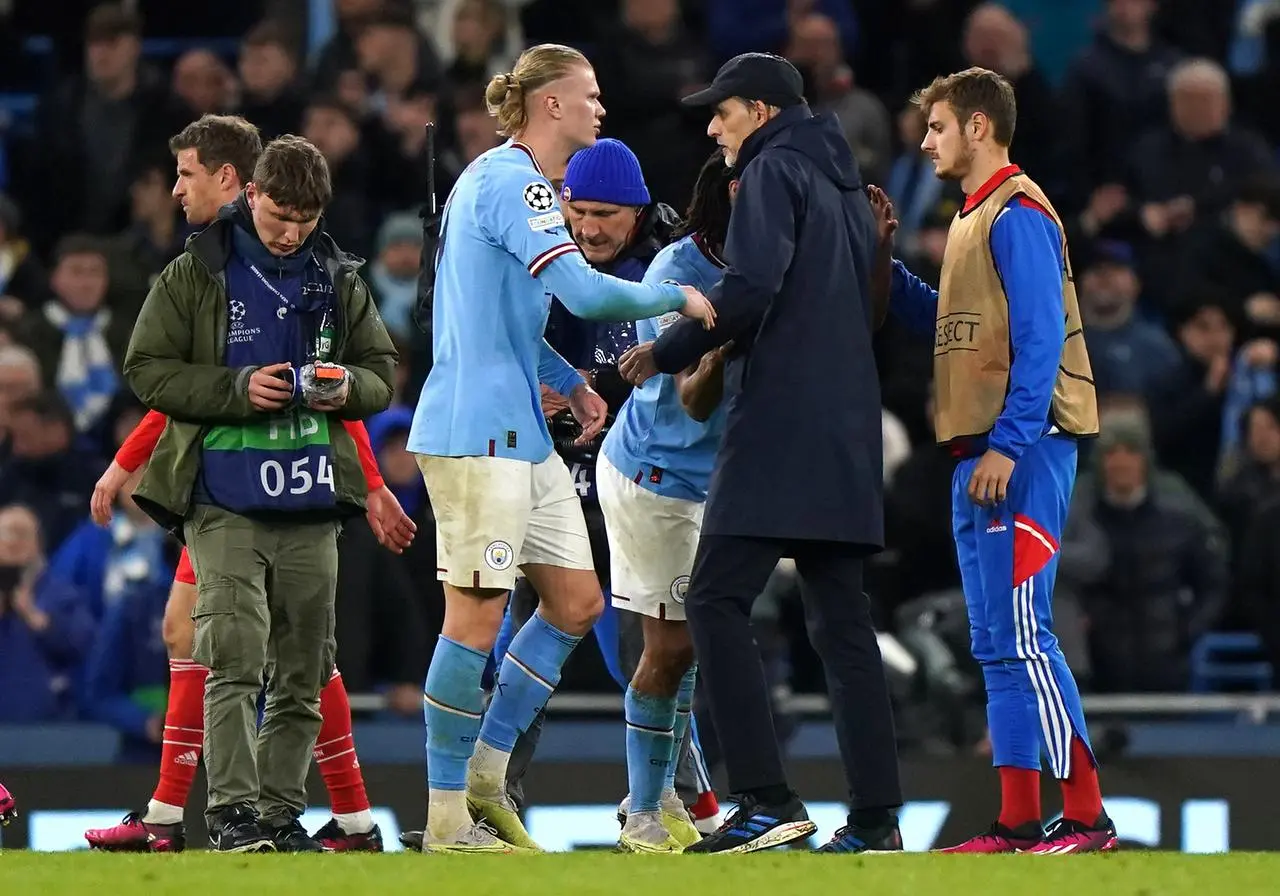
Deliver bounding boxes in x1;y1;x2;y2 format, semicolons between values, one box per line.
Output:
4;851;1280;895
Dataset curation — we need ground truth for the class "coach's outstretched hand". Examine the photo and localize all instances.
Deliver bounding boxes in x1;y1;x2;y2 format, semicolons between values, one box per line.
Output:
678;285;716;330
569;382;608;445
619;342;658;386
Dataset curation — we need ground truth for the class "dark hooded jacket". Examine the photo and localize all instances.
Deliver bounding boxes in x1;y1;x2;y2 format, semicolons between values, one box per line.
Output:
652;105;883;547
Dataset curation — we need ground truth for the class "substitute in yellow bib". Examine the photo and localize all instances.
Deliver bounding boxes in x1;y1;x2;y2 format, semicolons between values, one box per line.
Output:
880;67;1114;856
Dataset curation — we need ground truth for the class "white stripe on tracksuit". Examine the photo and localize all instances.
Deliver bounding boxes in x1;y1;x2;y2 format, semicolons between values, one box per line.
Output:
1012;577;1073;779
688;720;713;793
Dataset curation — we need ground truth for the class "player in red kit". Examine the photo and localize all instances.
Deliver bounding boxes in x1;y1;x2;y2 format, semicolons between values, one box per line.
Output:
83;115;416;852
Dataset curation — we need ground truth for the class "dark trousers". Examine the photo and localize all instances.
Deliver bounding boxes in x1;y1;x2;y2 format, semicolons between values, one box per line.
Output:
687;534;902;812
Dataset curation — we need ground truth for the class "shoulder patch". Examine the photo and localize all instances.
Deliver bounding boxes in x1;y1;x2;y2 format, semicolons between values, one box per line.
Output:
522;181;557;213
657;310;682;332
1012;194;1054;221
527;211;565;231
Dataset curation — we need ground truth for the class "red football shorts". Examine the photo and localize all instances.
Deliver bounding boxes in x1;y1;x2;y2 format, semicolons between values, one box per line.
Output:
175;547;197;586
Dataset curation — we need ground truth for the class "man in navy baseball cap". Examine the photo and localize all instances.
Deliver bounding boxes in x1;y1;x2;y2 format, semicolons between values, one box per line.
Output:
681;52;806;112
679;53;807;167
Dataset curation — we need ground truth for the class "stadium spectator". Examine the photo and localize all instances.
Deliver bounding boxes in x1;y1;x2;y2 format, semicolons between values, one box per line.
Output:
46;396;148;619
0;344;42;439
1152;290;1238;498
355;8;444;109
29;4;180;247
786;12;891;185
312;0;397;92
0;392;104;551
1128;58;1275;299
170;49;236;119
0;194;48;314
591;0;712;210
960;4;1059;189
1074;412;1229;692
107;155;186;314
1078;240;1182;402
0;503;95;723
237;21;307;141
18;234;132;439
1218;397;1280;545
1219;337;1280;476
302;97;378;259
367;213;423;342
1178;174;1280;342
1059;0;1181;200
443;0;518;89
79;477;176;760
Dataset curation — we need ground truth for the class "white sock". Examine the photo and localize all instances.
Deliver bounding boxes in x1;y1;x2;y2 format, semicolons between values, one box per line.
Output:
333;810;373;835
467;740;511;796
143;800;184;825
427;789;471;840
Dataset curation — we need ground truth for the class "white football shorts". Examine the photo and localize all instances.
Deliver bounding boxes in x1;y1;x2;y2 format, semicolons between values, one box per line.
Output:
416;453;594;590
596;454;703;621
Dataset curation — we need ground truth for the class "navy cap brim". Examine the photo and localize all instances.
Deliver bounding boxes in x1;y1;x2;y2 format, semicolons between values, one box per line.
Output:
680;85;729;108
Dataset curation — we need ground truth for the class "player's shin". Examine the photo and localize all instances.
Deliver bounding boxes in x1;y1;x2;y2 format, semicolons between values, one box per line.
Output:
423;636;488;839
472;610;582;792
625;686;677;814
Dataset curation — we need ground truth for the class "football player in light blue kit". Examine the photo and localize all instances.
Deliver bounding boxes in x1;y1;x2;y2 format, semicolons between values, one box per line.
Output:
598;153;737;853
407;44;715;853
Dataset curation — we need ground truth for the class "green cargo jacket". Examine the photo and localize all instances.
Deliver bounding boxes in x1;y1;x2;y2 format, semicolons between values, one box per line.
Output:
122;216;398;536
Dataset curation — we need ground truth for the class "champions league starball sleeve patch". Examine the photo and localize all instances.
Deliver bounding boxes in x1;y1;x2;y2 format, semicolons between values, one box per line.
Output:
522;181;557;212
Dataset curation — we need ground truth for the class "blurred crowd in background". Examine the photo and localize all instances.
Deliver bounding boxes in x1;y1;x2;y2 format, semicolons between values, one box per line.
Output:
3;0;1280;762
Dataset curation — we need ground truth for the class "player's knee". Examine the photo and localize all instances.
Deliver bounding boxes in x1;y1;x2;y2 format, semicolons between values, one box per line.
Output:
552;587;603;637
162;582;199;659
638;624;695;694
442;584;509;652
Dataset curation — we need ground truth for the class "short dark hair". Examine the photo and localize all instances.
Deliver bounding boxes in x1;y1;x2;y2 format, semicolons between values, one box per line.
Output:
252;135;333;218
243;18;299;59
85;3;141;43
912;67;1017;148
169;114;263;184
53;233;107;265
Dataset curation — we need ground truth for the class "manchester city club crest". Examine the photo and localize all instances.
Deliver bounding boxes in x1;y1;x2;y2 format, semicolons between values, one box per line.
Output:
484;540;515;571
670;575;690;605
523;181;556;212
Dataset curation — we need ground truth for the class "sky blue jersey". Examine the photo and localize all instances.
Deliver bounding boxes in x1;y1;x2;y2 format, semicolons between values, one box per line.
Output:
602;234;726;501
408;140;688;462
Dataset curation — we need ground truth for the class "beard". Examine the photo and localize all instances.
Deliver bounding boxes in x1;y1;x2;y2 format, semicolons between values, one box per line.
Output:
935;139;976;181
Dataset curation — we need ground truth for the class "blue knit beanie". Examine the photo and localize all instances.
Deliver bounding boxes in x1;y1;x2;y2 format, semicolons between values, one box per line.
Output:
561;138;651;206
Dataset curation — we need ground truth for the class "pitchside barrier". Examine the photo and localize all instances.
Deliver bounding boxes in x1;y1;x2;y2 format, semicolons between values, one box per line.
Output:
4;693;1280;851
0;757;1270;852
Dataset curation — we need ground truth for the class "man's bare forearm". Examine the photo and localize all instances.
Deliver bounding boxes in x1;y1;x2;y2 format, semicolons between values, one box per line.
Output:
676;351;726;422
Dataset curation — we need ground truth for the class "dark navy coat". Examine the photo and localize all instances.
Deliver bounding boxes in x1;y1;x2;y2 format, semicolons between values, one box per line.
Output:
652;105;883;549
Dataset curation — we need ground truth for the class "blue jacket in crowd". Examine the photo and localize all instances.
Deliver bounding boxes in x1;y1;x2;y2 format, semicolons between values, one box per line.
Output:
0;572;95;722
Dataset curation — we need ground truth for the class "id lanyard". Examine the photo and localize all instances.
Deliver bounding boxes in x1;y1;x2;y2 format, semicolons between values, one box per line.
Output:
246;262;295;320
